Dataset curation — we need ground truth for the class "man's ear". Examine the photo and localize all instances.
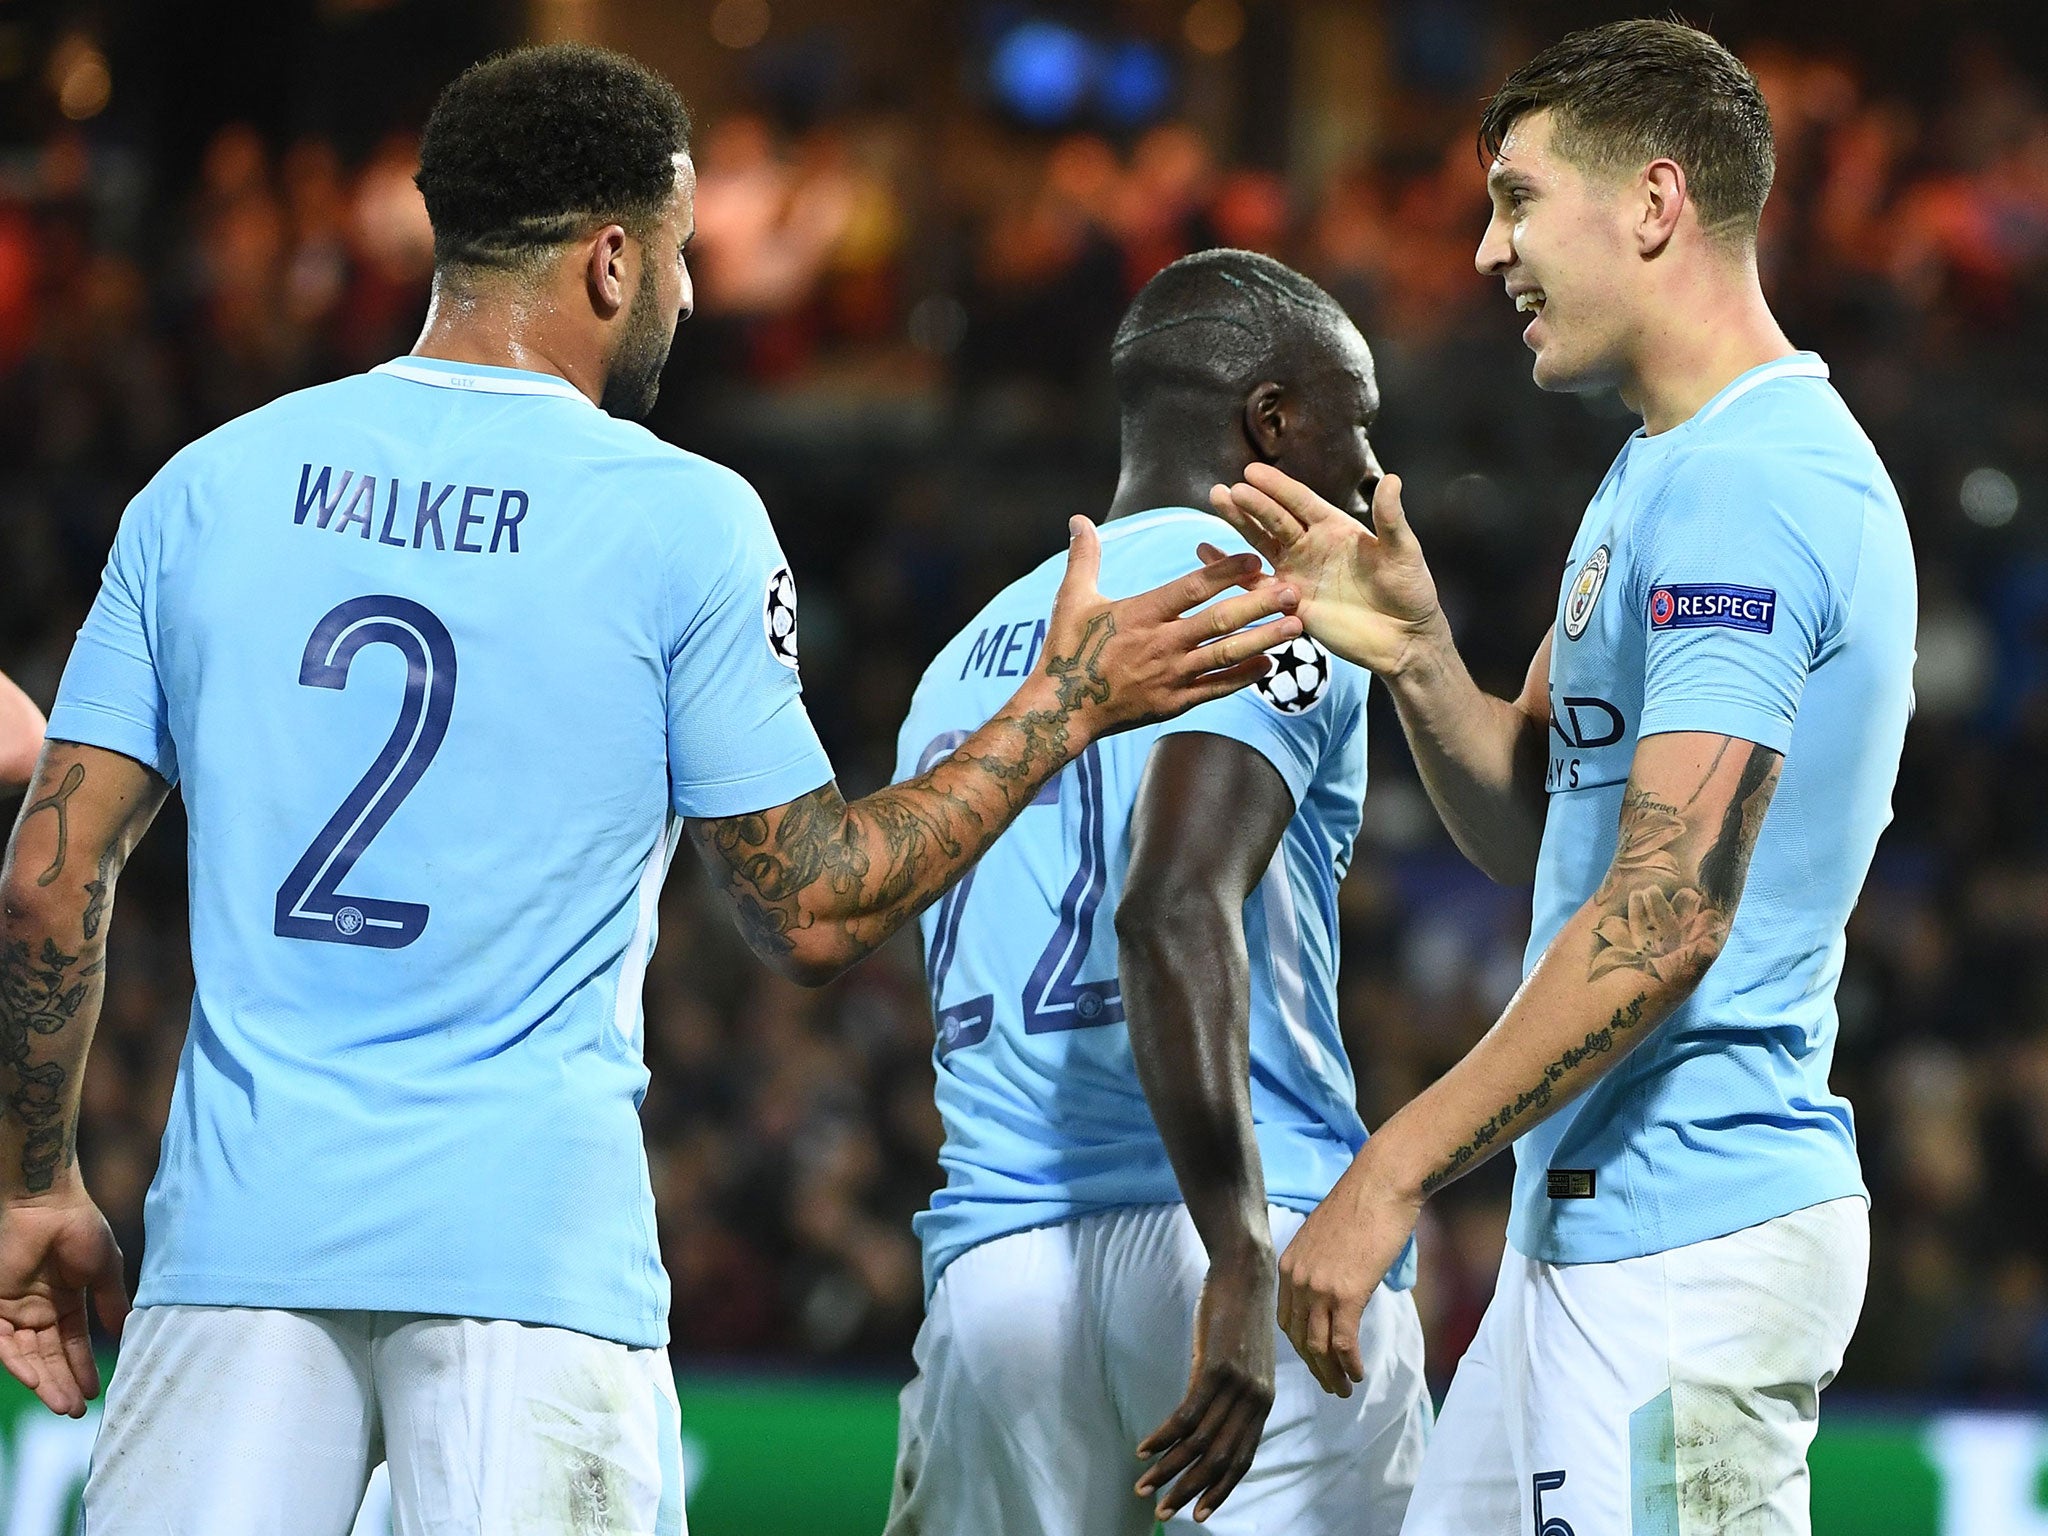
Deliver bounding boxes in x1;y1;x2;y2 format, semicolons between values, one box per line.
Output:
1637;158;1687;257
1243;381;1289;460
585;225;632;318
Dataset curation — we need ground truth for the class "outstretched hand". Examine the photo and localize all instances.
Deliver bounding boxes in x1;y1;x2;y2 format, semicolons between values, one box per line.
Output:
1204;465;1444;677
1136;1257;1277;1523
1040;515;1299;743
0;1190;129;1416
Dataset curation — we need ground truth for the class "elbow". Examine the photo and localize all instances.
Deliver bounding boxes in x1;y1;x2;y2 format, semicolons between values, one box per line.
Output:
1114;884;1230;964
1;873;63;937
1456;826;1541;888
1478;848;1540;888
759;931;852;989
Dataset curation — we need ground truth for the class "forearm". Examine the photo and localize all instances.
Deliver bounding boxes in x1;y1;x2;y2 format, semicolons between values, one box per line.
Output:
1120;898;1271;1267
0;888;105;1199
691;671;1086;984
1359;732;1779;1200
1384;623;1547;883
1361;896;1698;1201
0;743;164;1199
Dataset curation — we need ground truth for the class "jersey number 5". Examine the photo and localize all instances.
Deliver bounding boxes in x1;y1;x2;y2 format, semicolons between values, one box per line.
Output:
273;595;457;949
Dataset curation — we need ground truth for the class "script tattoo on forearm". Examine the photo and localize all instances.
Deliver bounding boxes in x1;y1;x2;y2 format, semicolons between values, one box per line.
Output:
20;763;86;888
1417;740;1781;1199
690;620;1117;970
1421;992;1649;1196
0;938;97;1193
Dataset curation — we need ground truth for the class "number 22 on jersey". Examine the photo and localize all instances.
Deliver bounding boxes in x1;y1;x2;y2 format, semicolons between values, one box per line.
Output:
917;732;1123;1057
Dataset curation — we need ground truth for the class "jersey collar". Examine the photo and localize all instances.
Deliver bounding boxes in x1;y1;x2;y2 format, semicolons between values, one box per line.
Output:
371;356;594;405
1097;507;1217;543
1693;351;1829;426
1637;351;1829;445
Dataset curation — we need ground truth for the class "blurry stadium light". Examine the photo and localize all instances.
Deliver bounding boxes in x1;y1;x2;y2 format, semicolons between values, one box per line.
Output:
49;34;110;122
991;21;1093;126
711;0;772;51
1184;0;1245;56
1099;40;1174;125
1960;466;2019;527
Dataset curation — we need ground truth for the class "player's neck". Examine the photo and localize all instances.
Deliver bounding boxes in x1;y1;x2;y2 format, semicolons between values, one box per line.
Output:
409;272;607;407
1619;260;1795;437
1107;435;1243;523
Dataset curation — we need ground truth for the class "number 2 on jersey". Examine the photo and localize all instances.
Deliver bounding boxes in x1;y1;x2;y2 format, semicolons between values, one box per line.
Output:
273;595;457;949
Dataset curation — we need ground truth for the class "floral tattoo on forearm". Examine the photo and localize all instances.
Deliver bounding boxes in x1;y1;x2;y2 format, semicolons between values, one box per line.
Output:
1588;740;1778;985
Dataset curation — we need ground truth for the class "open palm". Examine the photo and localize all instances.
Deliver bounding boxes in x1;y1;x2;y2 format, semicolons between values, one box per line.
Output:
1206;465;1445;677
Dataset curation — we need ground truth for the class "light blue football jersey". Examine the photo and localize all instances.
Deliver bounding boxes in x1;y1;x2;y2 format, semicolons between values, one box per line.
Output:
1517;353;1914;1264
894;508;1413;1298
46;356;833;1347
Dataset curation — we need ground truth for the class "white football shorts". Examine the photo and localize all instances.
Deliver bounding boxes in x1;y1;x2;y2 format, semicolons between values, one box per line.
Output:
1401;1195;1869;1536
81;1305;686;1536
887;1202;1432;1536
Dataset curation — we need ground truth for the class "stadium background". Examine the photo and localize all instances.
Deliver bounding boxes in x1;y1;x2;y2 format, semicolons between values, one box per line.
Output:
1;0;2045;1528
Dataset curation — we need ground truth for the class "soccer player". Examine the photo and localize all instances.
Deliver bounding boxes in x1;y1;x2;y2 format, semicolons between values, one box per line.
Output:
1209;22;1914;1536
0;47;1298;1536
887;250;1431;1536
0;670;44;795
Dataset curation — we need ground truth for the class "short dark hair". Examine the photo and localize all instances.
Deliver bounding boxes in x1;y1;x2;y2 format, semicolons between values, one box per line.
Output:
1479;20;1774;240
416;44;691;274
1112;249;1356;415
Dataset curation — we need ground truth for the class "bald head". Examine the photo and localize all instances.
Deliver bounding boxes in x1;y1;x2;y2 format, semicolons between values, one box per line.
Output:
1108;249;1382;517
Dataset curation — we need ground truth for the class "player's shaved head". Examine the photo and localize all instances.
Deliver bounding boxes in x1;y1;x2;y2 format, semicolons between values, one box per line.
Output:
1112;249;1360;422
1105;250;1382;521
416;44;692;279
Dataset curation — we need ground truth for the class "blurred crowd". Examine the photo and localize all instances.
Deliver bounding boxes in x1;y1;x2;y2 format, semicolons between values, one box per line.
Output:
3;22;2047;1401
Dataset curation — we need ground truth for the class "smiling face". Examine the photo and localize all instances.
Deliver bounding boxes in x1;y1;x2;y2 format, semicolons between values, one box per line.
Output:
1474;110;1644;395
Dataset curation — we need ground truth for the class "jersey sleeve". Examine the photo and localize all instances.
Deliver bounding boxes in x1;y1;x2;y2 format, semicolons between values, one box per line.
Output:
662;468;834;819
1150;628;1350;806
1126;518;1345;804
1630;445;1846;754
45;480;179;782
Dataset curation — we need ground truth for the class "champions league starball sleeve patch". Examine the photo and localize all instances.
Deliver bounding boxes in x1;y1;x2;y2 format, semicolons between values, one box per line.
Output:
1255;634;1331;714
763;565;800;668
1648;583;1777;634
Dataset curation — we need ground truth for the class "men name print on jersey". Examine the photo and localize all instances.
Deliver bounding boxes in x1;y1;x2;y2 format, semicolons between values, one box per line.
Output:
1257;634;1331;715
1648;583;1777;634
1562;544;1610;640
293;464;528;554
763;566;800;669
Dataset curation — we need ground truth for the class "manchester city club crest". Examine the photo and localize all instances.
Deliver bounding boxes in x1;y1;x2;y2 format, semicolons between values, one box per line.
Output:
1563;544;1611;640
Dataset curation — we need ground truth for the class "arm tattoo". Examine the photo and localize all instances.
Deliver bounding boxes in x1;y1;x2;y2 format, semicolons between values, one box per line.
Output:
1587;741;1780;986
20;762;85;887
0;938;94;1193
2;751;157;1193
689;629;1114;973
1044;612;1115;714
1417;738;1782;1200
1421;993;1650;1196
